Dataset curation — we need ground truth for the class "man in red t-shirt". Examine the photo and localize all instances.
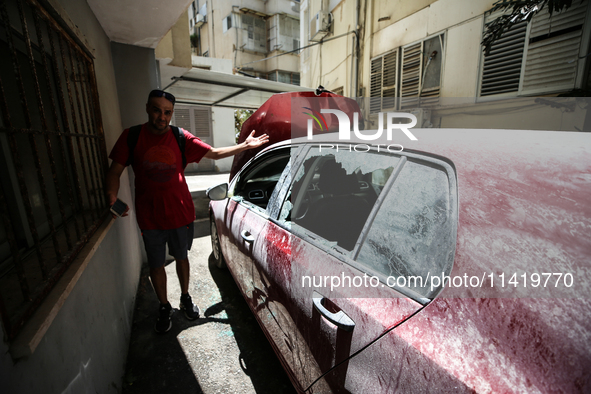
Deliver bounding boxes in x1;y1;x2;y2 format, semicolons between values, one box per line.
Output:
106;90;268;333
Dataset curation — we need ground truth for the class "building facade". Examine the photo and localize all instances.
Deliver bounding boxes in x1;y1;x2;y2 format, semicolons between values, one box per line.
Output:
190;0;301;84
300;0;591;130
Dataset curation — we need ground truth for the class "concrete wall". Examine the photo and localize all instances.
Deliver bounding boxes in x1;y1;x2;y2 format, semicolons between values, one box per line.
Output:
0;0;144;392
111;43;160;130
301;0;359;94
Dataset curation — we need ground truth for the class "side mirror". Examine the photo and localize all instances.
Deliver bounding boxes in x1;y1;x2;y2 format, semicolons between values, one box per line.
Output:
206;183;228;200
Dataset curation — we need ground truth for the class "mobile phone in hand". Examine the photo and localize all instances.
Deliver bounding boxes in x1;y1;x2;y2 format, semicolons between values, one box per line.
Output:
110;198;128;217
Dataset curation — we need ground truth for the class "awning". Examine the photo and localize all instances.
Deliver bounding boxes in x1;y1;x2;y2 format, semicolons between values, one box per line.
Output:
162;68;313;110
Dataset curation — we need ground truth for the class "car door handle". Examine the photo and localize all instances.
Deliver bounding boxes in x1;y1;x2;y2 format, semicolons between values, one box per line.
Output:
312;291;355;332
241;230;255;243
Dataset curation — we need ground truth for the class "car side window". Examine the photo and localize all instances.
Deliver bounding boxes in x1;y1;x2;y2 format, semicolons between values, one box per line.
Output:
279;146;457;300
356;159;456;299
279;146;400;252
233;149;291;212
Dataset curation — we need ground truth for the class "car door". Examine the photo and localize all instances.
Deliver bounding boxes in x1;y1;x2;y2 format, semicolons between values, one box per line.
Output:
249;144;459;393
219;147;292;299
215;146;326;392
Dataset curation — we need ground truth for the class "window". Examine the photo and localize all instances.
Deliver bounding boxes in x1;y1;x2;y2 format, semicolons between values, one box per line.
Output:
480;1;590;96
171;105;214;171
356;159;456;298
268;14;300;53
267;70;300;86
233;150;291;211
240;14;266;53
370;34;444;112
280;145;457;299
332;86;344;96
0;0;108;339
223;14;233;32
282;146;400;251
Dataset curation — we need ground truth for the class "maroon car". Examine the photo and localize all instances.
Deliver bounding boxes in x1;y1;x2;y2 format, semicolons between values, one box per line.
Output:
208;121;591;392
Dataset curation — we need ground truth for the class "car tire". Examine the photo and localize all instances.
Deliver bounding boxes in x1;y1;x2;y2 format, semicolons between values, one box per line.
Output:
210;216;226;269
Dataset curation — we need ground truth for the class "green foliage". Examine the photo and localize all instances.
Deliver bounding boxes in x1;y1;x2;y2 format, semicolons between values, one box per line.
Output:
482;0;575;55
190;34;198;48
235;109;254;143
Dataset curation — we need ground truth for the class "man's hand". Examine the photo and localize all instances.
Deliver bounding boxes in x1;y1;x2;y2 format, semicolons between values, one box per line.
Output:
244;130;269;149
106;161;129;219
204;130;270;160
108;194;130;219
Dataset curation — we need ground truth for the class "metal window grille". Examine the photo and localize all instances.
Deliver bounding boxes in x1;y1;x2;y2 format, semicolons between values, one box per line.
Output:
0;0;108;340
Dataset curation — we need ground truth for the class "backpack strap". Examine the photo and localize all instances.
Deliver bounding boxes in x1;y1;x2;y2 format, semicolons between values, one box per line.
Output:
126;124;143;166
126;124;187;168
170;126;187;168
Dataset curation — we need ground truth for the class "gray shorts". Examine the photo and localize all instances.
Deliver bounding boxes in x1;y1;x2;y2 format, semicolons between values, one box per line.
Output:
141;223;194;269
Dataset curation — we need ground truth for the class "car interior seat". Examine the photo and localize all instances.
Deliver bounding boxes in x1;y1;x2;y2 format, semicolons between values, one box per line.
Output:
304;160;372;250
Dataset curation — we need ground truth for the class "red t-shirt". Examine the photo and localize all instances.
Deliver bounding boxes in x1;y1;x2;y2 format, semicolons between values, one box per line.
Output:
109;123;211;230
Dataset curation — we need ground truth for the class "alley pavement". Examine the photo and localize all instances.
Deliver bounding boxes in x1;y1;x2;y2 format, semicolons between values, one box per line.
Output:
122;172;297;394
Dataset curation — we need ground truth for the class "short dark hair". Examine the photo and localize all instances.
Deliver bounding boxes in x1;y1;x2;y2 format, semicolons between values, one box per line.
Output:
148;89;175;105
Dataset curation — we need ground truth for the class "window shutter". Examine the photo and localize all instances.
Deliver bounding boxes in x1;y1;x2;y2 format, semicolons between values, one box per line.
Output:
480;1;589;97
370;56;383;113
193;107;211;138
521;1;588;94
370;49;398;113
172;105;214;172
400;42;421;109
382;50;399;110
480;15;527;96
173;107;191;131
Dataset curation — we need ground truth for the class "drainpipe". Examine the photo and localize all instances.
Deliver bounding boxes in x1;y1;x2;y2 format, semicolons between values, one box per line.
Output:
352;0;360;97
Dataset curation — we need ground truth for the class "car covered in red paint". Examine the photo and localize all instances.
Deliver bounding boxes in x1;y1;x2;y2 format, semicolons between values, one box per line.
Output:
208;97;591;393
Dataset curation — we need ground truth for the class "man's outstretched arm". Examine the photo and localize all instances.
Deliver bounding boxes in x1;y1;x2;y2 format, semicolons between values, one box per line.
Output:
204;130;269;160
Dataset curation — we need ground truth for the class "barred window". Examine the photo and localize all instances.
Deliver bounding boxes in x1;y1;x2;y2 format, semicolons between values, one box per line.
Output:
0;0;108;340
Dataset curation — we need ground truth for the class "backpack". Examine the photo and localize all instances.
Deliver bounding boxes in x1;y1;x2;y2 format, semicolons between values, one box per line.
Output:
125;124;187;168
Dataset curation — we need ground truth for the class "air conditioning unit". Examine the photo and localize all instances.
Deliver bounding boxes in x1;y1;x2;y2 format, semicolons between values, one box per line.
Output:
309;11;330;42
195;13;206;28
409;108;432;128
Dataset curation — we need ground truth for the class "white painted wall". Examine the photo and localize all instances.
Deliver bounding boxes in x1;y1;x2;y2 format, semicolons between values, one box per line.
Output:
190;56;235;172
0;0;144;392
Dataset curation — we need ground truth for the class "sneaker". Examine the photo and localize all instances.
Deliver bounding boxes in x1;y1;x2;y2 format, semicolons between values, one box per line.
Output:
179;294;200;320
154;302;173;334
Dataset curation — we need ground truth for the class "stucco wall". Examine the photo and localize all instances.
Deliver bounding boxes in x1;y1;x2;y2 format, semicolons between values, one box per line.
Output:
211;107;236;172
0;0;144;392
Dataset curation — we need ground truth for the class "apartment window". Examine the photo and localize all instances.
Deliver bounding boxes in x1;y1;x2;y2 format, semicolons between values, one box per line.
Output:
480;1;590;96
223;14;233;32
240;14;266;53
268;14;300;52
267;71;300;86
0;0;108;340
370;34;444;112
332;86;344;96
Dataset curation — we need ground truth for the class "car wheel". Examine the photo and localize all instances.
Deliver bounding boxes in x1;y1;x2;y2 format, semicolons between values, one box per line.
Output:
210;216;226;269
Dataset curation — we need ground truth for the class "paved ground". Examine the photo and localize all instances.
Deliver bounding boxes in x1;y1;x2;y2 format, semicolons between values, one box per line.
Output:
122;173;297;394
